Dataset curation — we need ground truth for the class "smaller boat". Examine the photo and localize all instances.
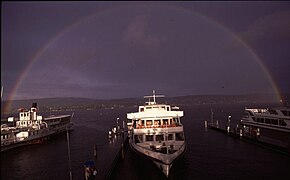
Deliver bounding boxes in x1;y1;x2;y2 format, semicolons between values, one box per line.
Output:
1;103;73;152
240;107;290;150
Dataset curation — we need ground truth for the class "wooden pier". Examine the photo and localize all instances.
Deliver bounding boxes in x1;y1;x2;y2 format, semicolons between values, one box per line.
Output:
205;120;290;156
84;128;129;180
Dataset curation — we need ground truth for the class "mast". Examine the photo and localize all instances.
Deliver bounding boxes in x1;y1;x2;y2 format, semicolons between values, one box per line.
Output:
1;86;3;99
144;90;164;104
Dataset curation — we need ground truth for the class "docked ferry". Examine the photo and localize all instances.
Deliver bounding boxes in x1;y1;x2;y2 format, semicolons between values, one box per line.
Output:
127;91;186;177
1;103;73;152
240;107;290;149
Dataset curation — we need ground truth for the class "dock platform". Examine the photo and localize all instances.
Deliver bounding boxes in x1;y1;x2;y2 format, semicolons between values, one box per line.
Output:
85;130;129;180
205;121;290;156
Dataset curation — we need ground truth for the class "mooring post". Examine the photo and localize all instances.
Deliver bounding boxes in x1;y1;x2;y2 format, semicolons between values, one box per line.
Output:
121;143;124;160
117;117;120;133
288;142;290;156
66;128;73;180
94;144;97;159
227;115;231;135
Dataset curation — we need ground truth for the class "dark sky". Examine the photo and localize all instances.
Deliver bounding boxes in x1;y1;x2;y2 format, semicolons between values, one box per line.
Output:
1;2;290;101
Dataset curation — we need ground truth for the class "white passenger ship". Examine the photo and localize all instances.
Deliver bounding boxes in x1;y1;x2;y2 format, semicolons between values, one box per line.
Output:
127;91;186;177
240;107;290;148
1;103;73;152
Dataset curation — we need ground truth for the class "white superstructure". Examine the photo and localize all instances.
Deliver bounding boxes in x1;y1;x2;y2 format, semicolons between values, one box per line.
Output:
1;103;73;152
240;107;290;132
240;107;290;149
127;90;186;177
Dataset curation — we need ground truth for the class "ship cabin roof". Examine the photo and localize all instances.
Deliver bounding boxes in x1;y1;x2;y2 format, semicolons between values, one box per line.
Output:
139;103;171;112
245;107;290;117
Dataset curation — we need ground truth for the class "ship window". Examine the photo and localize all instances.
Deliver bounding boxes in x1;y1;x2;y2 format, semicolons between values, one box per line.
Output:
257;118;264;123
173;118;177;123
156;134;164;142
173;118;180;124
146;107;152;109
154;120;161;126
279;120;287;126
176;133;184;141
146;135;154;141
146;120;153;127
272;119;278;125
132;121;136;128
140;107;144;112
168;134;173;141
265;118;272;124
163;119;168;125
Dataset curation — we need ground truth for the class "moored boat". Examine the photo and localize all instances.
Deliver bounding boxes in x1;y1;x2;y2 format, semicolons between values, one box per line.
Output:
240;107;290;150
1;103;73;152
127;90;186;177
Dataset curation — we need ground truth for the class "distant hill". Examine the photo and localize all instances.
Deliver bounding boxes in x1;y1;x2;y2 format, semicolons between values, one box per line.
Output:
1;97;140;114
1;93;288;114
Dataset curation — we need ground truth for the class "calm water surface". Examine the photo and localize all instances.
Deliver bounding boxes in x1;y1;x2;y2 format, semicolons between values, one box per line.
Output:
1;104;290;180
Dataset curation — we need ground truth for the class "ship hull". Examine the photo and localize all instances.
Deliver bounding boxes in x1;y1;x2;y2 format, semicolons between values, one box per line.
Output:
241;121;290;150
129;138;186;177
1;135;50;152
1;115;73;152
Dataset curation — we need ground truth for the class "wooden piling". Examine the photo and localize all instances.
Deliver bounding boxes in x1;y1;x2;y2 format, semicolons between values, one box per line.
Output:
94;144;97;158
121;143;124;160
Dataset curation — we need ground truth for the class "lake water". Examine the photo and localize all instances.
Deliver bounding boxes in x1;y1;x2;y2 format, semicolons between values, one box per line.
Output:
1;103;290;180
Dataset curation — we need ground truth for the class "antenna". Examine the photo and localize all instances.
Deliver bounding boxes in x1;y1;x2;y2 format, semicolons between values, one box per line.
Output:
144;90;164;104
1;86;3;99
